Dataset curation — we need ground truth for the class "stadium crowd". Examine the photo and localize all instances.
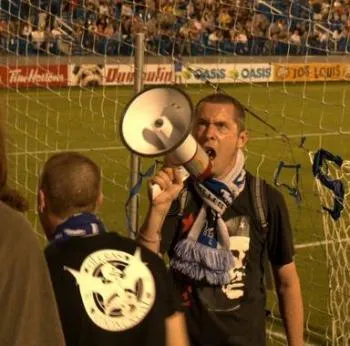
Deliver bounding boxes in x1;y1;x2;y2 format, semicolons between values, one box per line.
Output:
0;0;349;56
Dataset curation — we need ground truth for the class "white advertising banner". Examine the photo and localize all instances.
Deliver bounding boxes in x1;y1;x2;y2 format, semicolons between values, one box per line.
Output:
176;63;273;84
67;63;273;86
68;64;105;87
68;64;175;86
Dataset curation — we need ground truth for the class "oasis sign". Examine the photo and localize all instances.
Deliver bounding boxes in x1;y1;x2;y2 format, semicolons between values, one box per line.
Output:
180;64;272;84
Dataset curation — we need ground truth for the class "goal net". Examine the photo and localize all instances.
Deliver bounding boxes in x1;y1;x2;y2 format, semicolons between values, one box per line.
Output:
1;0;350;344
310;150;350;345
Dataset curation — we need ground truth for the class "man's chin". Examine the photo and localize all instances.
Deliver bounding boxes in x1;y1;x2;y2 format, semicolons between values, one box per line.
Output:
208;162;217;178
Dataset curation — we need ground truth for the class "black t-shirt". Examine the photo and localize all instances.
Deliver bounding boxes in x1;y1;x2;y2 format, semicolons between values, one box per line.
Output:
45;232;181;346
161;173;294;346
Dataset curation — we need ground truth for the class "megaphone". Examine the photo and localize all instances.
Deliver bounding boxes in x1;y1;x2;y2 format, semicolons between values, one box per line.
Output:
120;86;212;198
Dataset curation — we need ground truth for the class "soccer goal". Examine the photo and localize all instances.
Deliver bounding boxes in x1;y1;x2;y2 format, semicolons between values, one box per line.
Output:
1;0;349;344
309;150;350;345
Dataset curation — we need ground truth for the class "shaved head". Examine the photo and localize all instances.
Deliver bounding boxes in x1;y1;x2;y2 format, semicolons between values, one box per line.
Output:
39;152;101;218
195;93;246;132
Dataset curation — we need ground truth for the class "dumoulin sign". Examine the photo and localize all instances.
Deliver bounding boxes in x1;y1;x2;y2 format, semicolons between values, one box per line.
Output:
103;64;174;85
0;65;68;87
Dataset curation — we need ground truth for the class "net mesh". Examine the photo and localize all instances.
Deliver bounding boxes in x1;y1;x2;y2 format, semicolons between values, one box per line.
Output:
1;0;350;344
309;154;350;345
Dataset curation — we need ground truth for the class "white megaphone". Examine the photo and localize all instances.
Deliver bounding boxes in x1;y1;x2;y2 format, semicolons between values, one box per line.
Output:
120;86;212;198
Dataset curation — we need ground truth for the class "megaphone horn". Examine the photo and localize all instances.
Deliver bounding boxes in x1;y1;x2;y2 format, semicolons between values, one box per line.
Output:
120;86;212;198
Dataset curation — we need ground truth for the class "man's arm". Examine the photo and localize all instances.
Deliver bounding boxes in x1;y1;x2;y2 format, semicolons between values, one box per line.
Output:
165;311;190;346
138;167;184;253
273;261;304;346
137;206;166;253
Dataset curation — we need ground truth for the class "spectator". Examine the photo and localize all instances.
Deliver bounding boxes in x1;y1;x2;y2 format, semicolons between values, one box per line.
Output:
38;152;190;346
0;113;65;346
131;15;145;35
218;7;232;29
3;0;349;56
99;1;110;17
290;29;301;45
267;19;280;40
0;19;8;49
21;22;33;39
236;30;248;45
277;19;289;41
104;22;115;37
31;26;46;50
208;29;223;47
51;23;62;39
186;0;194;19
38;9;48;31
201;10;215;32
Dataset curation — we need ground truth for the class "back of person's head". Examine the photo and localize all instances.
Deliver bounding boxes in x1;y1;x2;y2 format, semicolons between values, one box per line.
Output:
39;152;101;218
195;93;246;132
0;113;28;212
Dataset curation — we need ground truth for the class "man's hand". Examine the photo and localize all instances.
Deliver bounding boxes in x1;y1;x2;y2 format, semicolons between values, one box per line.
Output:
138;166;186;253
149;166;186;211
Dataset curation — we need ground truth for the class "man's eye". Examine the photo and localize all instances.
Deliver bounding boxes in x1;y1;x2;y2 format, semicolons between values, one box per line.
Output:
196;122;207;128
217;123;227;130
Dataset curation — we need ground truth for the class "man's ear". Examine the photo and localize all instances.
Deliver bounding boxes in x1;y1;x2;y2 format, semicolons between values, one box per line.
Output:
237;130;248;149
38;189;46;213
96;191;104;210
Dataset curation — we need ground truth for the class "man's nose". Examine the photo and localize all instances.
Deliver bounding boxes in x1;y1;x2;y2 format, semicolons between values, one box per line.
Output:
204;124;216;138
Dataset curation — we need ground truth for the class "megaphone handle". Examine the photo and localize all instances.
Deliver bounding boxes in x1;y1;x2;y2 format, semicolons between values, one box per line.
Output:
150;166;190;200
151;183;162;200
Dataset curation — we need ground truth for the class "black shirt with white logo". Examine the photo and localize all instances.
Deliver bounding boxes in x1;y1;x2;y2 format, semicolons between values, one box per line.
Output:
161;173;294;346
45;232;181;346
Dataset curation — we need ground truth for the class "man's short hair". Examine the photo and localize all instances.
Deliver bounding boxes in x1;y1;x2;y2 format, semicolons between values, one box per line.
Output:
40;152;101;218
195;93;246;131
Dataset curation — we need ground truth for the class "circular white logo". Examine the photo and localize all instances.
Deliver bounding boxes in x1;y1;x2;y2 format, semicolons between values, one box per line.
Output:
64;248;155;331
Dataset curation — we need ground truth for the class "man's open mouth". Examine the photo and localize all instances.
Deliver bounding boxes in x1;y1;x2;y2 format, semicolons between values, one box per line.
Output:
205;148;216;160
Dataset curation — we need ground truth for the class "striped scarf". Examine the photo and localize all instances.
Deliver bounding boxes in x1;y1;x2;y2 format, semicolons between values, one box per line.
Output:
51;213;107;245
170;150;246;285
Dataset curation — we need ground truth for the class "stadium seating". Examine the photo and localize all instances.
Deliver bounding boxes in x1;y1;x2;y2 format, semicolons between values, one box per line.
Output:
0;0;349;56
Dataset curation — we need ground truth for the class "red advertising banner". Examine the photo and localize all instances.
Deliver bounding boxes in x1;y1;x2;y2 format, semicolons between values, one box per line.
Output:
0;66;8;86
0;65;68;87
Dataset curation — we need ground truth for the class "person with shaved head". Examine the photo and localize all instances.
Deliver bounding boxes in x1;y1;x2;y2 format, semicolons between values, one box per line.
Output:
39;151;189;346
138;93;304;346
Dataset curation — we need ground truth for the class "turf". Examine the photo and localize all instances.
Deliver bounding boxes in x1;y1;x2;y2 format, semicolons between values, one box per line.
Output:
2;82;349;344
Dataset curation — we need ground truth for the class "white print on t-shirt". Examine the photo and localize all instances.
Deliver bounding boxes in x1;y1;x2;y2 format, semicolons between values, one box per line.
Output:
222;217;250;300
64;247;155;331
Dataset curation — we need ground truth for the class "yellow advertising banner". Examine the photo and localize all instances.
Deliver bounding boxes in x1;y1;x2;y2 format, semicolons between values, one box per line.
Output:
273;63;350;82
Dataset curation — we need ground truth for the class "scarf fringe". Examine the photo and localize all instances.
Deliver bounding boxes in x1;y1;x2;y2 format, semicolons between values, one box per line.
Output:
170;258;231;286
172;238;234;285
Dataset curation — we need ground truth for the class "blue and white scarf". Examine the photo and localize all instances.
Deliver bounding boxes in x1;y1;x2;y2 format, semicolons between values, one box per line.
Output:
51;213;107;245
170;150;246;285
